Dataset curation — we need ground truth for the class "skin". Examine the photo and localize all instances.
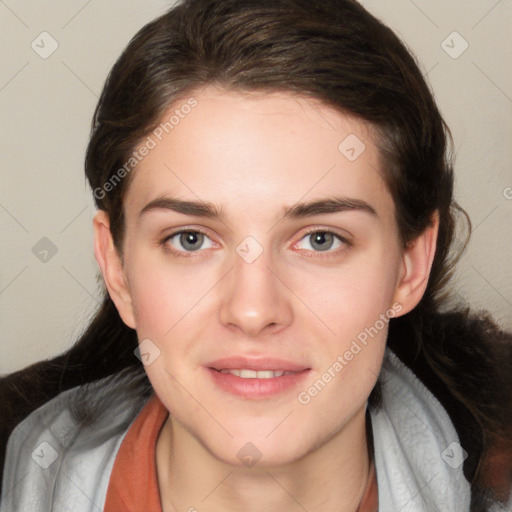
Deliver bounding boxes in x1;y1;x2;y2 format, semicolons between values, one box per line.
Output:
94;86;438;511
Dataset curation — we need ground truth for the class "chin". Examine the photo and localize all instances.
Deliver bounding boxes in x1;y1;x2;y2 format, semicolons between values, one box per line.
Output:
200;427;315;470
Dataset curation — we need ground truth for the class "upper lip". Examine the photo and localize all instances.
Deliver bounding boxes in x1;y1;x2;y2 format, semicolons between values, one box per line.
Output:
206;356;310;372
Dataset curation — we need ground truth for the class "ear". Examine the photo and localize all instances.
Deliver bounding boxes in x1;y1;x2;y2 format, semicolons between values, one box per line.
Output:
93;210;136;329
392;211;439;316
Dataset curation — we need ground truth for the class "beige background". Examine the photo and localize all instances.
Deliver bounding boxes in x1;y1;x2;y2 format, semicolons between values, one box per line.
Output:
1;0;511;374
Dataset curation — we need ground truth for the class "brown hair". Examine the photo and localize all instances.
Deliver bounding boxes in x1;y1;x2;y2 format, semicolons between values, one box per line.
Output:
1;1;510;508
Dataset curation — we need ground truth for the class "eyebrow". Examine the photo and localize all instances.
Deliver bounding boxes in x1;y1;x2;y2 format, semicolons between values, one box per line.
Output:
139;196;378;221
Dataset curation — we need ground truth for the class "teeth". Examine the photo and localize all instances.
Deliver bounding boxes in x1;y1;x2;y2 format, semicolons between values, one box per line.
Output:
219;369;294;379
240;369;258;378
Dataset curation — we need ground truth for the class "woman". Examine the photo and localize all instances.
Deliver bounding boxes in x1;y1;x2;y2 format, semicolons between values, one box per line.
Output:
1;0;511;510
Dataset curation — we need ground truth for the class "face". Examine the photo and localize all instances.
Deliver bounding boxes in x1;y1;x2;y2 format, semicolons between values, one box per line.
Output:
100;86;420;468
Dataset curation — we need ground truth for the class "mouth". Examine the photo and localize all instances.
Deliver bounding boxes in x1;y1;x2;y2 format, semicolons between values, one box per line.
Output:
205;357;311;399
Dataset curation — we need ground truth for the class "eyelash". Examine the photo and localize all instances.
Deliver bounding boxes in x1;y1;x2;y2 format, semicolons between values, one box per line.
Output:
296;228;352;257
159;228;352;259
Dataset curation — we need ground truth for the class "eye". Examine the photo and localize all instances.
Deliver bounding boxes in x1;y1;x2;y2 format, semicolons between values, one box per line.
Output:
295;230;349;254
163;230;214;254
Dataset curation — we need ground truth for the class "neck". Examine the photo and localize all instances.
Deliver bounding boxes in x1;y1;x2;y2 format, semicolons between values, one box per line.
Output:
156;406;372;512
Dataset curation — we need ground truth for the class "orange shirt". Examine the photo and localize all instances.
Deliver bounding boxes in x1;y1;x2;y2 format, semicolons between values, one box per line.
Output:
104;395;166;512
104;395;378;511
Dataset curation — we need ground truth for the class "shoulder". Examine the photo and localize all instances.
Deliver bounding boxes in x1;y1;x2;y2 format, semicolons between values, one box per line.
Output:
370;347;471;511
0;371;151;512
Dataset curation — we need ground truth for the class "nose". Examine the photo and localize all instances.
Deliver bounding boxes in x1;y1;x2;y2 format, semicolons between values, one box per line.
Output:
218;245;293;337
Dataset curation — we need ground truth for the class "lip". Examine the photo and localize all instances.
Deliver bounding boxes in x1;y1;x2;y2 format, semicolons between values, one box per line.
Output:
205;356;311;400
206;356;310;372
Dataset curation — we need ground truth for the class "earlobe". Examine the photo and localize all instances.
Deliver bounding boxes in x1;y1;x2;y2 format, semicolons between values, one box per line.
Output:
93;211;136;329
392;212;439;316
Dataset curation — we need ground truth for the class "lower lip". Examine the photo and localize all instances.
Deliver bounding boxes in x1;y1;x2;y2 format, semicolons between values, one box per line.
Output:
206;367;311;399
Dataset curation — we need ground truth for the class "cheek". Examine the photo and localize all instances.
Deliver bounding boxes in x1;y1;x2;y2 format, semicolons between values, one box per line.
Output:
126;260;206;413
287;245;400;402
292;247;401;337
126;253;212;338
130;275;173;337
294;266;394;422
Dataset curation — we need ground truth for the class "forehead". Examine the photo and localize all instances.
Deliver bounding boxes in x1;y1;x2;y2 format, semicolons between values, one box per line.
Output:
124;86;394;224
